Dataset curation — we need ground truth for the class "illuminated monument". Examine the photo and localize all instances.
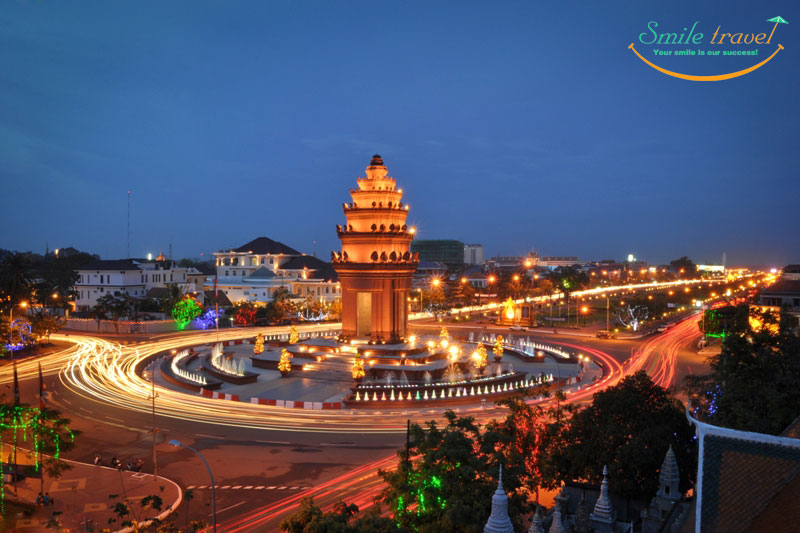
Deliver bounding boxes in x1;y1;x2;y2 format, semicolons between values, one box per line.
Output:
332;155;418;342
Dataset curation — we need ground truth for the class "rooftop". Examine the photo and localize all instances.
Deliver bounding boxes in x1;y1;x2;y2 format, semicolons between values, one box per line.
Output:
229;236;301;256
78;259;141;271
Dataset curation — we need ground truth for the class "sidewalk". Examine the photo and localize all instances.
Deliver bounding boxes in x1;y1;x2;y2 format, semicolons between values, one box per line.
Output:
3;457;182;532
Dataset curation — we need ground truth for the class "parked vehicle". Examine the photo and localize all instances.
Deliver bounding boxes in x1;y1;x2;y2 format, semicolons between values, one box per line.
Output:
596;329;617;339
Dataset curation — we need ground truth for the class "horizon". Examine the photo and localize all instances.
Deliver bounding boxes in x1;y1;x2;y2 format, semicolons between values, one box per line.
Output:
1;1;797;267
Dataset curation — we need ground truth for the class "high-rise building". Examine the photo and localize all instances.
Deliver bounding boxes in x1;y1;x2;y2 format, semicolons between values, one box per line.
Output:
464;243;484;265
411;239;465;267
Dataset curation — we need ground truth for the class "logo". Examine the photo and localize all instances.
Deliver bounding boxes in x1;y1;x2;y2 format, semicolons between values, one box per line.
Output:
629;16;787;81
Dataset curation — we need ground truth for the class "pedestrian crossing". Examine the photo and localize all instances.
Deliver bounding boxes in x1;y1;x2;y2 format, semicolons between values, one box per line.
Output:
186;484;310;491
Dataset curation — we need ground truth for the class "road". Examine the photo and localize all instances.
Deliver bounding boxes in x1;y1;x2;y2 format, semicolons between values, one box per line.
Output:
1;314;706;531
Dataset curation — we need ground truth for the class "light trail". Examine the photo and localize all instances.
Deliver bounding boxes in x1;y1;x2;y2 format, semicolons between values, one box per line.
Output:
626;313;701;389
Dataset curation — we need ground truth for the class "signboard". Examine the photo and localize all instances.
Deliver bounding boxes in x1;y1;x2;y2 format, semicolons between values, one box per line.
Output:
543;317;566;322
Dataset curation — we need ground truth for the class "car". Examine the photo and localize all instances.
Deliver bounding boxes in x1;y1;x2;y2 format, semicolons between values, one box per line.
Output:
596;330;617;339
509;325;526;331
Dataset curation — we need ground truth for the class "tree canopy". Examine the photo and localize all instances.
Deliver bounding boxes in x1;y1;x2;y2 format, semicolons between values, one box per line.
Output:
547;371;696;499
687;306;800;435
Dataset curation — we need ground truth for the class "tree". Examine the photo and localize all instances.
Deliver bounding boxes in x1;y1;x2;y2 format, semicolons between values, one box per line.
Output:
172;296;203;330
160;283;184;315
278;348;292;376
379;411;526;532
280;497;399;533
492;336;504;362
473;342;488;375
29;313;64;343
669;256;695;277
233;302;257;326
546;371;696;499
272;286;294;316
686;306;800;435
0;252;34;314
92;293;134;333
352;354;365;382
481;395;558;502
548;266;588;309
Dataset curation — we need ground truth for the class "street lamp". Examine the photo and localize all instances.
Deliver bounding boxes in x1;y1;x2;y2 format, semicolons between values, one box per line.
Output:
169;440;216;532
10;300;28;323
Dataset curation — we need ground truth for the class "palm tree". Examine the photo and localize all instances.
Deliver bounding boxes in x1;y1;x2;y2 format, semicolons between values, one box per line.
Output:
0;253;34;314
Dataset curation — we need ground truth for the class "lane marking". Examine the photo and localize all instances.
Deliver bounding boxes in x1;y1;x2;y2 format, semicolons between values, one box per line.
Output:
320;442;356;447
105;416;124;423
256;440;290;445
217;501;246;514
195;433;225;440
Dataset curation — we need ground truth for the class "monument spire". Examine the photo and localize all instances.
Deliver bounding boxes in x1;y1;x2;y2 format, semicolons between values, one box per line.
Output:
333;155;418;342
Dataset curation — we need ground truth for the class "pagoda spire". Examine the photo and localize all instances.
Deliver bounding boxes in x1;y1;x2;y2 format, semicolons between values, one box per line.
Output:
484;464;514;533
657;445;680;500
590;465;616;532
527;504;544;533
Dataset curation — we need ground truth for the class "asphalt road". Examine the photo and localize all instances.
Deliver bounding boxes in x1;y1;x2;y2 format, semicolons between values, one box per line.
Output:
3;314;706;531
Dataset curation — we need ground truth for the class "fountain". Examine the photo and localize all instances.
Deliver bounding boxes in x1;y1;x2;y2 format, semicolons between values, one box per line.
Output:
444;364;461;384
399;371;410;387
423;371;432;385
384;370;396;386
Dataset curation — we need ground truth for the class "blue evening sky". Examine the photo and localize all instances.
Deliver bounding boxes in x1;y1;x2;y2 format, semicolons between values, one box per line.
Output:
1;1;797;267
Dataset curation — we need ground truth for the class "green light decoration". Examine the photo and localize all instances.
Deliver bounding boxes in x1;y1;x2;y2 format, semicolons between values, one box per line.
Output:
0;405;75;514
171;296;203;330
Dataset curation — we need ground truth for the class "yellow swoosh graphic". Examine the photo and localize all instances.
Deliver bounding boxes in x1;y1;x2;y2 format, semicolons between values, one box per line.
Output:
628;43;784;81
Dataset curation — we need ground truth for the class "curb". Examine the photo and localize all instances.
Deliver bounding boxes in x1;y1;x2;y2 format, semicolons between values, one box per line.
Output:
48;457;184;533
199;388;343;410
112;473;183;533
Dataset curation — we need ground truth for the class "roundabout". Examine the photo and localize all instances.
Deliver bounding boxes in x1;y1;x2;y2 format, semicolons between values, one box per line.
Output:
53;324;616;434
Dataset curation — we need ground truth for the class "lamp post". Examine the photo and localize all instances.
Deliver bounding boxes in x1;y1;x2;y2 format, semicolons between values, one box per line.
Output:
169;440;216;532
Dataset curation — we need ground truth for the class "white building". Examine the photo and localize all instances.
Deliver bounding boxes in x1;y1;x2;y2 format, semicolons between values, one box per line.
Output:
74;258;200;311
464;243;484;265
211;237;340;305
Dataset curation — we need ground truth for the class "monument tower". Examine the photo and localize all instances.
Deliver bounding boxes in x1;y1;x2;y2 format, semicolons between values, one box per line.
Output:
332;155;418;342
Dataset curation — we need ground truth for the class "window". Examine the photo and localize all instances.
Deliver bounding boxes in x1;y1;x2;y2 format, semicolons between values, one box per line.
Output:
225;270;229;276
100;274;104;284
260;257;265;265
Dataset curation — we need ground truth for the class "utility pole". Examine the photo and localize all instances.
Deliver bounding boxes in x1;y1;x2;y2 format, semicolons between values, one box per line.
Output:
151;366;158;480
127;190;131;258
606;295;610;331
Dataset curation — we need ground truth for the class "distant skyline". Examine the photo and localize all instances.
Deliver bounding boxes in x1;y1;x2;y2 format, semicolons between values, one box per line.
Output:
1;1;798;267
